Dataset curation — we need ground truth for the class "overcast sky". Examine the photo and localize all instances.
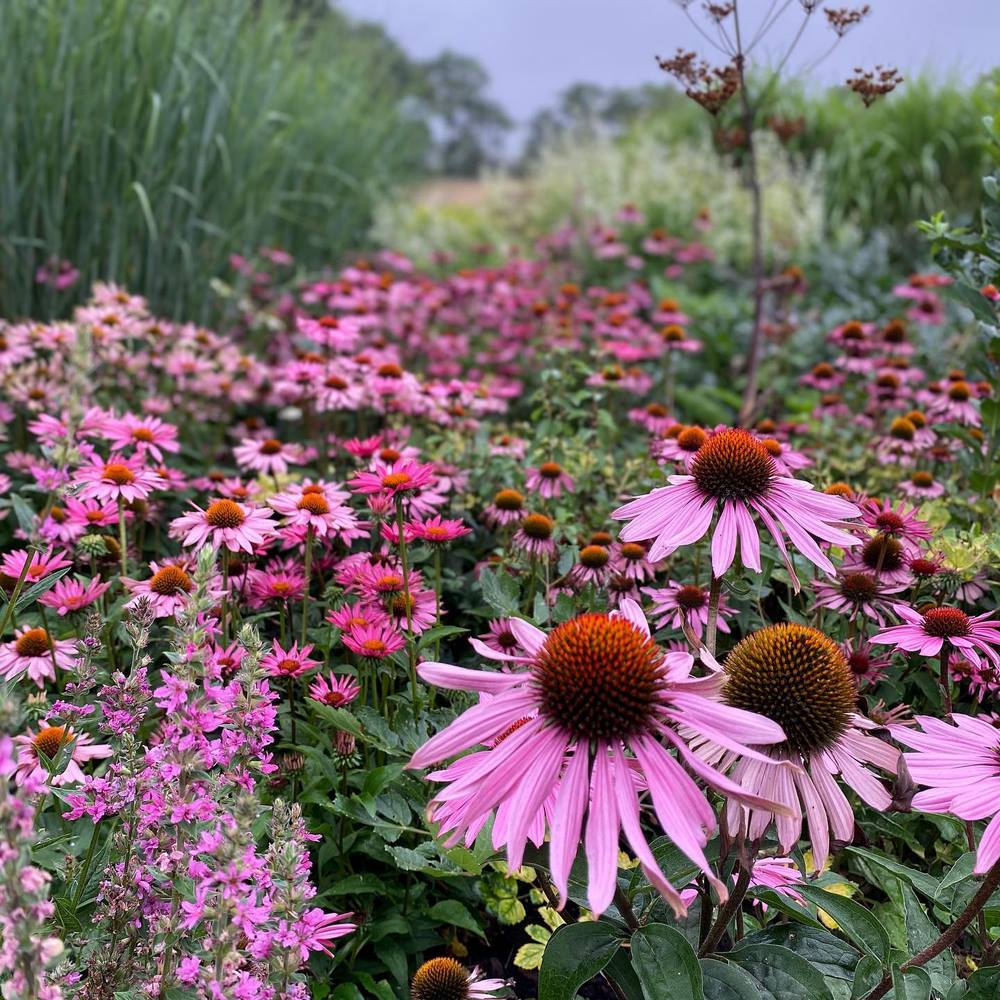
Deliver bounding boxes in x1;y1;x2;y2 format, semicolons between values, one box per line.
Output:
338;0;996;128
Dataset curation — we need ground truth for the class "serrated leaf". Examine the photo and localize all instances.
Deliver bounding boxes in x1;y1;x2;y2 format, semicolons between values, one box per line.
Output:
538;921;622;1000
630;924;702;1000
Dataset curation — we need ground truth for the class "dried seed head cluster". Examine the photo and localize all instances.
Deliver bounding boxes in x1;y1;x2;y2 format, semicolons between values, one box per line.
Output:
656;50;741;116
847;65;904;107
824;5;871;36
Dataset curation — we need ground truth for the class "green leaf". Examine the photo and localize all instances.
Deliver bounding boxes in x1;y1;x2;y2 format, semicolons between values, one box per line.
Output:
845;847;940;902
53;895;82;932
630;924;703;1000
728;944;834;1000
798;885;891;962
479;568;521;615
852;955;883;999
701;959;760;999
963;967;1000;998
417;625;469;649
427;900;485;939
741;924;860;981
538;921;622;1000
892;965;932;1000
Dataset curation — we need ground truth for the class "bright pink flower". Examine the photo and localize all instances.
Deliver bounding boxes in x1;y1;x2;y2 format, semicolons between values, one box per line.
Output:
123;561;224;619
72;453;164;503
0;627;77;687
511;513;558;560
38;575;111;616
410;600;788;915
409;515;472;545
269;482;360;542
893;714;1000;873
386;587;438;634
872;605;1000;670
326;600;389;632
261;641;321;679
0;546;72;585
308;673;361;707
169;499;276;554
860;498;932;552
342;623;405;659
615;429;861;586
284;907;355;960
101;413;180;461
13;724;111;786
812;572;906;626
348;458;437;499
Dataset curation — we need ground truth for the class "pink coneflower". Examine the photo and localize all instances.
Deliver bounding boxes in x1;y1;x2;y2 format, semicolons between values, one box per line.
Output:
928;380;980;426
269;482;359;542
410;600;789;915
233;436;305;476
700;623;899;871
475;618;527;659
72;453;164;504
38;575;111;616
482;488;526;529
0;627;78;687
800;362;845;391
643;581;734;637
169;498;276;554
659;324;702;352
409;515;471;545
891;714;1000;873
35;257;80;290
342;435;383;459
308;673;361;707
326;600;390;632
654;425;709;471
842;534;913;587
13;724;111;786
342;622;406;660
262;641;321;679
387;587;439;634
680;855;804;911
489;434;528;459
615;429;861;584
812;572;906;626
628;403;675;435
754;437;812;476
248;561;307;608
872;605;1000;670
569;545;612;587
839;640;894;686
0;546;72;586
123;561;222;619
63;497;121;531
609;540;657;582
900;470;945;500
101;413;180;462
284;907;355;961
512;513;558;560
524;462;575;499
860;498;931;552
410;958;508;1000
348;458;437;499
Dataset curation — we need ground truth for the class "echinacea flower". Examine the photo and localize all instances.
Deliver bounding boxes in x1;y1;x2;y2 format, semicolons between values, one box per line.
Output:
269;482;360;542
308;673;361;707
839;640;894;686
410;957;509;1000
812;572;906;626
261;641;321;679
342;622;405;660
410;600;789;915
326;599;390;632
511;513;558;560
169;498;276;554
123;560;221;618
900;470;945;500
13;724;111;786
643;580;735;638
860;498;931;552
614;429;861;585
348;459;437;499
101;413;180;462
0;627;78;687
569;544;612;587
0;545;72;586
38;575;111;616
281;907;355;961
233;436;305;476
386;587;439;634
698;623;899;871
681;855;804;911
892;714;1000;873
482;488;526;529
72;453;165;504
525;462;574;499
409;515;472;545
872;605;1000;670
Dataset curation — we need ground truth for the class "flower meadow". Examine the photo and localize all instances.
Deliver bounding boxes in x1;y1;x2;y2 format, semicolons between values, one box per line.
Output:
2;192;1000;1000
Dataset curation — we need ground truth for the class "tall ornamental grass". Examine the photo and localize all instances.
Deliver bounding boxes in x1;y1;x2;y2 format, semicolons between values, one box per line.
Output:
0;0;426;320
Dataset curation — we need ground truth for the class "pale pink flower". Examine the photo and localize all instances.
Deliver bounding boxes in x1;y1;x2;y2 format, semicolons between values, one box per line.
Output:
169;498;276;554
13;724;111;786
872;605;1000;670
0;627;77;686
72;453;164;503
525;462;575;499
38;576;111;616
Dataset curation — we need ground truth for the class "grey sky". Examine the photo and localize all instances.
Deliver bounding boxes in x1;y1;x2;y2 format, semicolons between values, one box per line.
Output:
339;0;996;129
